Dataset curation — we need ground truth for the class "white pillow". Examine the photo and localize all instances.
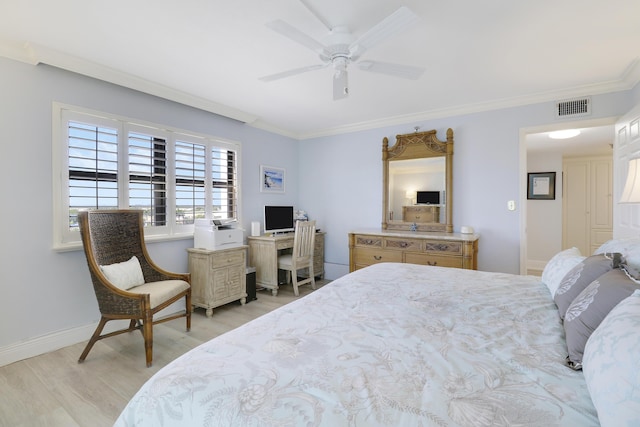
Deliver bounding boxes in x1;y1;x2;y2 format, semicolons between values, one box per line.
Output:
582;289;640;427
99;256;145;290
594;237;640;270
540;247;585;296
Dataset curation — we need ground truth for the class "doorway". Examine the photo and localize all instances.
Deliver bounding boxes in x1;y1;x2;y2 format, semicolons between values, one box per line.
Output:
519;118;616;275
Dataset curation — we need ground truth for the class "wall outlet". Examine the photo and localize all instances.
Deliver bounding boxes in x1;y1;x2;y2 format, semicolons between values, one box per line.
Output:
507;200;516;211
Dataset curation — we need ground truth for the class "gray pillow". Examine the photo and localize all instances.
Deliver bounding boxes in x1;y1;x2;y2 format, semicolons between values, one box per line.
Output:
554;252;623;319
563;267;639;369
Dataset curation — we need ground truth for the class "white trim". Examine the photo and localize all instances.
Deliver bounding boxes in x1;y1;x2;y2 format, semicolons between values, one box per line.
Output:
518;116;618;275
13;42;258;125
527;260;548;272
52;103;242;249
0;305;185;367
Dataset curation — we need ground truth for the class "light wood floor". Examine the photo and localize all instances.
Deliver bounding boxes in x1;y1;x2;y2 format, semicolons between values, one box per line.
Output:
0;281;328;427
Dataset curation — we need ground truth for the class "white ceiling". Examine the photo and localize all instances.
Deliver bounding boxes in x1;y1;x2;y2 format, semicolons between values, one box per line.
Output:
526;124;615;157
1;0;639;139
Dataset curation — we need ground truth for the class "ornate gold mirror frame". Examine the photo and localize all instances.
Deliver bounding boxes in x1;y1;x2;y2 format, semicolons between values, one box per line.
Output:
382;128;454;233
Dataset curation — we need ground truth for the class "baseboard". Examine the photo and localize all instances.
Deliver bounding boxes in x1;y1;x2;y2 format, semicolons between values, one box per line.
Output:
527;259;549;273
0;322;102;368
0;302;185;368
528;260;548;272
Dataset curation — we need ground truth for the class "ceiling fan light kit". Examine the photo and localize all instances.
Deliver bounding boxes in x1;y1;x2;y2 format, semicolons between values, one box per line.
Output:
260;2;426;100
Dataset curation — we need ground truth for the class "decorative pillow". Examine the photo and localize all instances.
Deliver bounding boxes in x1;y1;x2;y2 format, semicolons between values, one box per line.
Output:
594;237;640;271
554;253;623;319
563;268;640;369
99;256;145;290
583;289;640;427
541;247;585;296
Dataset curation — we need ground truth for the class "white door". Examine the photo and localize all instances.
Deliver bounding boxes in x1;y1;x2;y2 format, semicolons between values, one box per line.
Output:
563;159;590;255
563;157;612;255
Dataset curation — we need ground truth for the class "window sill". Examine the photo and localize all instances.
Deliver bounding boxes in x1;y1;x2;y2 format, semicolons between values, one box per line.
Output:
52;233;195;253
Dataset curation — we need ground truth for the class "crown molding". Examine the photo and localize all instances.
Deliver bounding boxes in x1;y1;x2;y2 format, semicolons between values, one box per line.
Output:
296;62;640;140
2;38;638;141
0;39;258;125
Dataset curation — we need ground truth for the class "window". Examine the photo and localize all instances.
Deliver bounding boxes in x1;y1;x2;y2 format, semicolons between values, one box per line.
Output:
127;128;168;228
175;140;206;225
53;104;241;249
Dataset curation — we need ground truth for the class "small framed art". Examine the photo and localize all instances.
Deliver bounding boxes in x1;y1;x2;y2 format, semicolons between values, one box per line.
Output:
260;165;285;193
527;172;556;200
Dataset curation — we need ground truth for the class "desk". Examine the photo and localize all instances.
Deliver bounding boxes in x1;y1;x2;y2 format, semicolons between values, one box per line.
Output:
248;232;325;296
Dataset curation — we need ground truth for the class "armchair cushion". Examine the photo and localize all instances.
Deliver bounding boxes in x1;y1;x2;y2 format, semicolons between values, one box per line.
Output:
129;280;191;309
100;256;145;290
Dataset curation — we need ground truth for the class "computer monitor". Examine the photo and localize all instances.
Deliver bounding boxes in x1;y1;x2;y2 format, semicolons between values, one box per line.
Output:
263;205;295;233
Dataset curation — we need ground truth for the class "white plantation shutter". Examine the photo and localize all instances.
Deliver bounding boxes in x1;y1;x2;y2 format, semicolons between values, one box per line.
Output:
67;120;119;231
211;146;238;220
175;140;206;225
54;104;241;249
128;130;168;227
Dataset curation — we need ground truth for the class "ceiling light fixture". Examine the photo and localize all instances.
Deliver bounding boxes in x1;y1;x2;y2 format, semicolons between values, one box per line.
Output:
549;129;581;139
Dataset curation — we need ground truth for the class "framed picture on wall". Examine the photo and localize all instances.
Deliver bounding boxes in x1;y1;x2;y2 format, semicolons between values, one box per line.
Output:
260;165;285;193
527;172;556;200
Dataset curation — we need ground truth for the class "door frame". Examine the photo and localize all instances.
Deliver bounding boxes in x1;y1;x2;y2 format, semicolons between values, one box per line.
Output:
518;117;618;275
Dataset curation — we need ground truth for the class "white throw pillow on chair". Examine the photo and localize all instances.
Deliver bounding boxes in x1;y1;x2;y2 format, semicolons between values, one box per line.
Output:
100;256;145;290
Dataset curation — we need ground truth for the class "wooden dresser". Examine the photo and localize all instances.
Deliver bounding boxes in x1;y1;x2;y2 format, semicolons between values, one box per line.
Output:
403;205;440;223
187;245;248;317
349;229;478;272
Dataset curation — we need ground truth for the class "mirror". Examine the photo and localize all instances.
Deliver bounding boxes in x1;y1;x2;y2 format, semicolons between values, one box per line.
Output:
382;128;453;233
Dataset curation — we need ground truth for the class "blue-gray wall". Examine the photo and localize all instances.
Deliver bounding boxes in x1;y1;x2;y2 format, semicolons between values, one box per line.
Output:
0;55;636;361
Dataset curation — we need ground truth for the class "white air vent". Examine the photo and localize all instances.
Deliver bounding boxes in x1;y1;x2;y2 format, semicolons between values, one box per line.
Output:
555;97;591;118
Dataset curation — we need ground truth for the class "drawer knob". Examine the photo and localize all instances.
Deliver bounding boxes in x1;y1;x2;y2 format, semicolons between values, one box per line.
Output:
427;261;437;266
373;255;382;260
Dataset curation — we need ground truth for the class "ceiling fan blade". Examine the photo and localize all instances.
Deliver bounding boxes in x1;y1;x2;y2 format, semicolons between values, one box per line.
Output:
266;19;331;58
333;69;349;100
298;0;333;30
350;6;420;57
259;63;328;82
357;60;425;80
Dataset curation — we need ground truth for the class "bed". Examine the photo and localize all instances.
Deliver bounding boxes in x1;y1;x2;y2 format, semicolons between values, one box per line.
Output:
115;242;640;427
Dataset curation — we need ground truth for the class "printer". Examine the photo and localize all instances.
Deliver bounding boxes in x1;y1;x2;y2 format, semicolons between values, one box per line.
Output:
194;219;244;250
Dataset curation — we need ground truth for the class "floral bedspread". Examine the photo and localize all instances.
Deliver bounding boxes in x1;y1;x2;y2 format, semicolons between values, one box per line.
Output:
115;263;599;427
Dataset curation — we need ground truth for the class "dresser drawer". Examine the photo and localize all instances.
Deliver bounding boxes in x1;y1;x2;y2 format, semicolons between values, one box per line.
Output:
383;237;422;251
354;235;383;248
405;252;463;268
423;240;462;255
403;206;439;223
211;249;245;268
349;232;478;272
353;247;402;265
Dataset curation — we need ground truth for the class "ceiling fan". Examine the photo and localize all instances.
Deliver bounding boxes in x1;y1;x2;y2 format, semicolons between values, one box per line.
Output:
259;2;425;100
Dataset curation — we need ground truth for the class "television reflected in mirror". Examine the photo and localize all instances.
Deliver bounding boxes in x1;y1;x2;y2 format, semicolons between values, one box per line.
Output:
264;205;294;234
416;191;440;205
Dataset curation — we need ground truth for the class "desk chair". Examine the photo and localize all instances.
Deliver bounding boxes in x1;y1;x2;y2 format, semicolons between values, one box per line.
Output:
77;210;191;367
277;220;316;296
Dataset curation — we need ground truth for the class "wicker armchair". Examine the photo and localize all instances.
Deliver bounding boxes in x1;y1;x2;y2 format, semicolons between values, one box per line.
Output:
77;210;191;367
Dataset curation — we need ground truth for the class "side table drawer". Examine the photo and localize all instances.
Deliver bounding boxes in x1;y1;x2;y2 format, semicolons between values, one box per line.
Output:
211;249;245;268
